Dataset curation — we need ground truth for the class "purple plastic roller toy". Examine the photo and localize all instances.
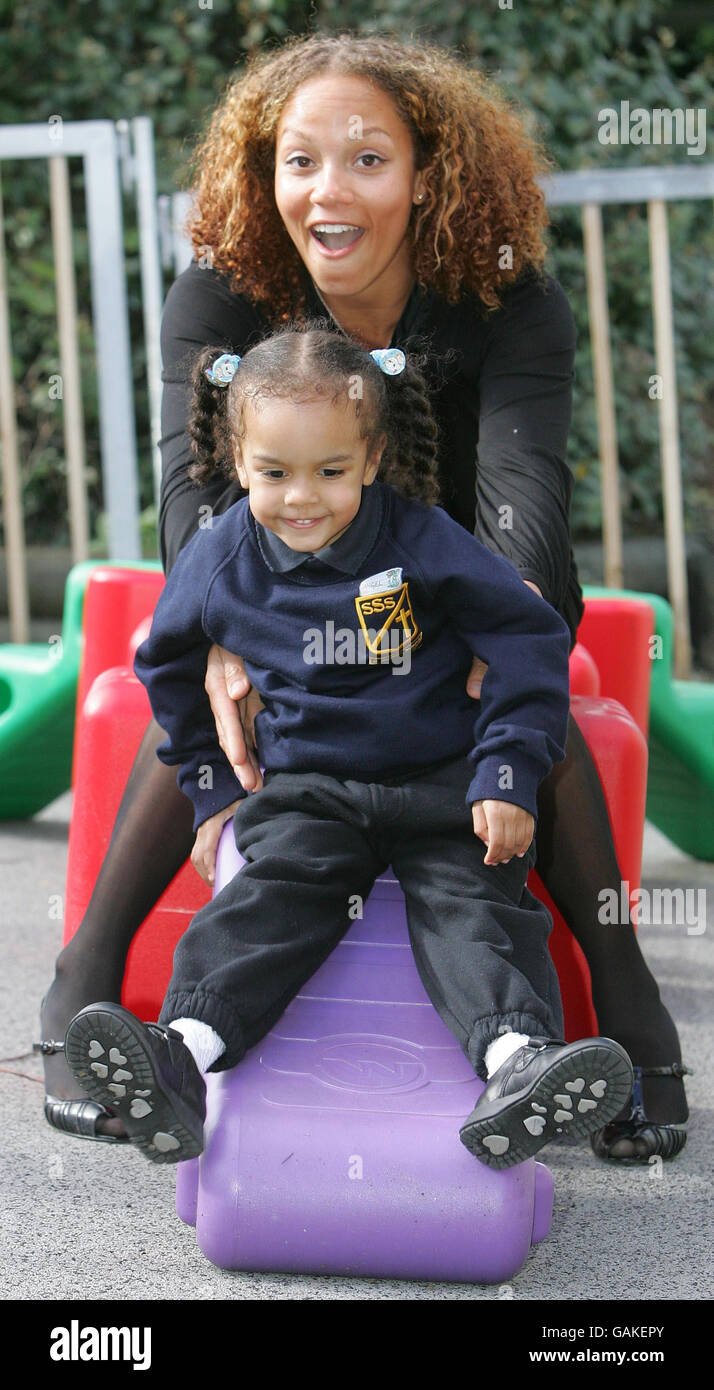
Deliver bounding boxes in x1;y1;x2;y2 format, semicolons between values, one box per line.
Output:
175;820;554;1283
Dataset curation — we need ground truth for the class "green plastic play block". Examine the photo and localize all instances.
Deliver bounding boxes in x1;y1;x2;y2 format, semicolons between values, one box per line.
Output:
584;585;714;862
0;559;160;820
0;562;96;818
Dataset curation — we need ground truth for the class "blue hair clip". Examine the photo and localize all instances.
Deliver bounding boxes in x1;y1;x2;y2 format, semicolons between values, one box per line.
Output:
205;352;242;387
370;347;406;376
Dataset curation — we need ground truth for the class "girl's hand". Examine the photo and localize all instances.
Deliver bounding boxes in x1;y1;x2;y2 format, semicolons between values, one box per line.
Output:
191;800;243;886
465;581;542;700
204;645;264;792
472;799;535;866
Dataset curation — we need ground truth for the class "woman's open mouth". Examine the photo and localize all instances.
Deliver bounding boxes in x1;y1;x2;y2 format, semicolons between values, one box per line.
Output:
309;223;365;255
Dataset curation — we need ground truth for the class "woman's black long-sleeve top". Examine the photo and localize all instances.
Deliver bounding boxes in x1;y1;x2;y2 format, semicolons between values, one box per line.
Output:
158;261;584;649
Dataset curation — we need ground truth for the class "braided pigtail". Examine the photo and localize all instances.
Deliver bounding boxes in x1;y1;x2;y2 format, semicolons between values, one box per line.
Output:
187;347;237;486
379;352;440;507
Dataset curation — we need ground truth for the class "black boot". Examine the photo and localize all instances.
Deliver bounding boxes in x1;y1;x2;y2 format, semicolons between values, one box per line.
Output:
65;1002;206;1164
460;1036;633;1169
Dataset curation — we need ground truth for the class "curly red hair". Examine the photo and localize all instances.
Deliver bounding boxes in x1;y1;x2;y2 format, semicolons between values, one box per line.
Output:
186;32;554;320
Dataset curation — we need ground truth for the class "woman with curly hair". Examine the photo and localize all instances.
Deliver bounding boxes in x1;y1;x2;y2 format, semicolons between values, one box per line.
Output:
38;31;689;1163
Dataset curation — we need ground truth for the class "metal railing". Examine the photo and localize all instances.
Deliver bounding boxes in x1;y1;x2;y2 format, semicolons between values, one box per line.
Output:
542;162;714;677
0;119;141;645
1;115;712;676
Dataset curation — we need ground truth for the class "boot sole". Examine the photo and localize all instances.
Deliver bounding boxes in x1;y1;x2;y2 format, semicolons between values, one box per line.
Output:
65;1005;204;1165
460;1040;633;1169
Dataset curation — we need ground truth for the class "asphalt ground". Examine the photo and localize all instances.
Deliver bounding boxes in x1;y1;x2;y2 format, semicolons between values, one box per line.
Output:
1;790;711;1304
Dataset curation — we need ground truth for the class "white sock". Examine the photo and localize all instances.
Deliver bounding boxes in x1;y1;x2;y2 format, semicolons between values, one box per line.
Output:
169;1017;226;1074
484;1031;531;1078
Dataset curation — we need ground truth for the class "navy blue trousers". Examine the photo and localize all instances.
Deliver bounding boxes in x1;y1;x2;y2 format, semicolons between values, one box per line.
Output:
160;754;564;1080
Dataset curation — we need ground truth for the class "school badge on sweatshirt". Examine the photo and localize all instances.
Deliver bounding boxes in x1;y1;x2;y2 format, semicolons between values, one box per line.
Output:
355;568;422;656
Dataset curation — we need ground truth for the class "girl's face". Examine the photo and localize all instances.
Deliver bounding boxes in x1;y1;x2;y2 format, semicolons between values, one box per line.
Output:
234;394;384;553
274;73;424;304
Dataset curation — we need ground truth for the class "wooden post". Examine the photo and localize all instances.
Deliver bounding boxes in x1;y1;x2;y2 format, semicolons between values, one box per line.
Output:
582;201;624;589
0;177;30;642
49;154;90;563
647;198;691;678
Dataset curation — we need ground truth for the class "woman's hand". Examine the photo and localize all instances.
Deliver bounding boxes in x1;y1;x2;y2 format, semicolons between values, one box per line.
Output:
465;580;542;699
191;800;243;885
466;656;489;699
205;645;264;792
472;799;535;866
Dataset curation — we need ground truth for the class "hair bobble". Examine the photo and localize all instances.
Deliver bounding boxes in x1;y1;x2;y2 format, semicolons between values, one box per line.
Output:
370;347;406;376
206;346;405;386
205;352;242;387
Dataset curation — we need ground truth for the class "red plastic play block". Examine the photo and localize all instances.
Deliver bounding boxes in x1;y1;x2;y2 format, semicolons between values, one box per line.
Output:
72;567;164;784
568;642;600;698
577;598;653;738
64;568;648;1037
63;669;210;1020
536;694;648;1040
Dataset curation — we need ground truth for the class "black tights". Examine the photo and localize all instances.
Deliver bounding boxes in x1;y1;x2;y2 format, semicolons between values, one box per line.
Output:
51;711;687;1123
535;714;686;1122
56;719;195;993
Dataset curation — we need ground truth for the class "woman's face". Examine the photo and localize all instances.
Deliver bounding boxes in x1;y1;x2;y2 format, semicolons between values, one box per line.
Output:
274;74;424;303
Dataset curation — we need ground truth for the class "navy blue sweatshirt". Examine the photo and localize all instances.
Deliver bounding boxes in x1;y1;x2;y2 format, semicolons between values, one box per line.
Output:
134;481;571;831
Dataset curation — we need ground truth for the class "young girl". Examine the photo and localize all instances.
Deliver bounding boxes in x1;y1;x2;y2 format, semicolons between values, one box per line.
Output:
64;327;632;1170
